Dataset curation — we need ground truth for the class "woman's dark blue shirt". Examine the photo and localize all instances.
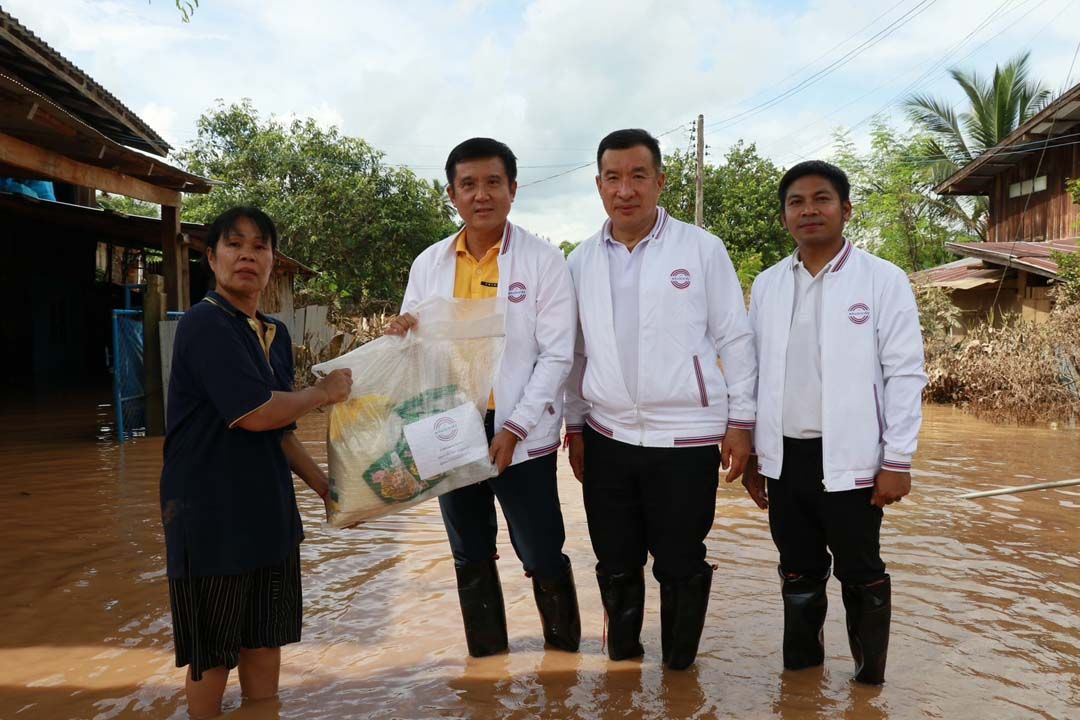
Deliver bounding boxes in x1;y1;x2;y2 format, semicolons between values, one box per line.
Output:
160;291;303;578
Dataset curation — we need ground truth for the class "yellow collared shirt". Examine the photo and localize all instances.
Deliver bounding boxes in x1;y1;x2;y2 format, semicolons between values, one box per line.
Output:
453;230;501;301
453;230;500;409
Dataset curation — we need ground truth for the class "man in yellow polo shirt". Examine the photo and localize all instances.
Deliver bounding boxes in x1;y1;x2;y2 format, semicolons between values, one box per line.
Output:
386;138;579;658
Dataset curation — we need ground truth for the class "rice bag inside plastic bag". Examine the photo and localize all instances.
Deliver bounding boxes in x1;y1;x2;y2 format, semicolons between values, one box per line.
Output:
313;297;504;527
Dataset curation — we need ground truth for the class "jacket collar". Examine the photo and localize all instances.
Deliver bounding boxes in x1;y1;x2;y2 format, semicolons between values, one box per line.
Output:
600;207;670;248
444;221;515;260
786;238;854;275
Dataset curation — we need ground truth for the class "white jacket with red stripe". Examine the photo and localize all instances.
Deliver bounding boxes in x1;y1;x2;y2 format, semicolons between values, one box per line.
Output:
749;241;927;491
401;222;575;467
564;209;757;447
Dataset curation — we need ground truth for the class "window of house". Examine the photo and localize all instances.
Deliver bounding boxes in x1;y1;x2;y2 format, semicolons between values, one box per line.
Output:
1009;175;1047;198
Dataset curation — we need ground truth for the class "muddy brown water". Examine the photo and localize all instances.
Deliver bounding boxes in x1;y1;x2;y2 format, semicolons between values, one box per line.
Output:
0;395;1077;720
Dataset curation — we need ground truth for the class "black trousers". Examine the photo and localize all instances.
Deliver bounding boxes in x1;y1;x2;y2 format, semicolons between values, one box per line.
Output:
438;411;568;579
767;437;885;586
582;425;720;581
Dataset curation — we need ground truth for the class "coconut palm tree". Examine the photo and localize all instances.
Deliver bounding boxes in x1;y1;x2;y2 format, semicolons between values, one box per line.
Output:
904;51;1052;240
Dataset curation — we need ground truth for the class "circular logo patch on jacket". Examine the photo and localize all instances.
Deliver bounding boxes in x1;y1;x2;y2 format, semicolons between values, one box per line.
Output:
508;282;527;303
670;268;691;289
847;302;871;325
434;416;459;441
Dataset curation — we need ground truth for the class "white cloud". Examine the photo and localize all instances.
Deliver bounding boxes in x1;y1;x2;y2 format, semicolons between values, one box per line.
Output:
137;102;178;145
5;0;1080;242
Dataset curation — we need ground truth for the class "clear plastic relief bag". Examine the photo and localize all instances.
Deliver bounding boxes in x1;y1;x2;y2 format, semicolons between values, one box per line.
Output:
312;297;505;528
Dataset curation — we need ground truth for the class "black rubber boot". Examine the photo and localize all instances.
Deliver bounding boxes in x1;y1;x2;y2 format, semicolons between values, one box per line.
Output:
532;556;581;652
779;565;830;670
661;565;713;670
596;568;645;661
455;558;508;657
841;575;891;684
660;580;677;665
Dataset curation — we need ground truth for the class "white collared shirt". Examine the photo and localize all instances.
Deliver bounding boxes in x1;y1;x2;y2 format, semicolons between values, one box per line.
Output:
603;212;663;402
782;255;827;438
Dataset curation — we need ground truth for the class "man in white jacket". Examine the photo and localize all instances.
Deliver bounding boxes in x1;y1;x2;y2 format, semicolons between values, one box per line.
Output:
742;160;927;684
565;129;757;670
386;138;580;657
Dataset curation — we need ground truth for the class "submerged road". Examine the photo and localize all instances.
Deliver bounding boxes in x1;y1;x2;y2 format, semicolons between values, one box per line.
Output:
0;397;1077;719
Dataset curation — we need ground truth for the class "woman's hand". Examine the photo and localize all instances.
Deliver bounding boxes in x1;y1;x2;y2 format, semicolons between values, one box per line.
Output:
315;368;352;406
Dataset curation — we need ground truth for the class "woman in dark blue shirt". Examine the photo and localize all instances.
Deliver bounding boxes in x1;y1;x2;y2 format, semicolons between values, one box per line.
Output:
160;207;351;719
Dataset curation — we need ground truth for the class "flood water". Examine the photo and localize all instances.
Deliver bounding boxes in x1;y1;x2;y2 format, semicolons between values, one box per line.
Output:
0;395;1077;720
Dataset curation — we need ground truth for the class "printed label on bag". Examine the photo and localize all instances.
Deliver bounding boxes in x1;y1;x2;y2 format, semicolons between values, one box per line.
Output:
402;402;489;480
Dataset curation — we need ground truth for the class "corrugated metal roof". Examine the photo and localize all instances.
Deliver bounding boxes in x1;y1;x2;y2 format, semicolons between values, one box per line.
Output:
910;257;1003;289
0;71;212;193
0;9;170;156
944;239;1080;279
935;81;1080;196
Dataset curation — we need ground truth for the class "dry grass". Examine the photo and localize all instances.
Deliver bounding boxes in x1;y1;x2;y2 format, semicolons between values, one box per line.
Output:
923;303;1080;424
293;312;391;389
298;298;1080;426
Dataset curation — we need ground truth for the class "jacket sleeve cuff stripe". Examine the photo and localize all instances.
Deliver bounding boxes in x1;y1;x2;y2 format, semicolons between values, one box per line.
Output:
881;460;912;471
727;419;755;429
565;424;584;434
504;420;528;440
527;441;561;458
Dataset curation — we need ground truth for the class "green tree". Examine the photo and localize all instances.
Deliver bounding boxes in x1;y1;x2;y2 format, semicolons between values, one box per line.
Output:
834;122;963;273
662;141;791;288
1056;180;1080;306
175;0;198;22
559;240;580;258
1052;251;1080;307
175;100;457;311
904;51;1052;240
97;193;160;218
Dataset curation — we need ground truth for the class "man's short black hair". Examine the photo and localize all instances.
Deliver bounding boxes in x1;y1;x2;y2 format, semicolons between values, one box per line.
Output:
596;128;662;173
206;206;278;252
445;137;518;186
778;160;850;213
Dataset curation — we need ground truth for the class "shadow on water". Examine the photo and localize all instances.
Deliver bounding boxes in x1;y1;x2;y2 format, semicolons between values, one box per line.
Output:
0;393;1077;719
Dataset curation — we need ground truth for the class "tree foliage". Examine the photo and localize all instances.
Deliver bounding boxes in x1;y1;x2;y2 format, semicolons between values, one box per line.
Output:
559;240;580;258
833;122;965;273
1052;251;1080;307
175;100;457;311
904;51;1052;240
97;192;160;218
662;141;790;289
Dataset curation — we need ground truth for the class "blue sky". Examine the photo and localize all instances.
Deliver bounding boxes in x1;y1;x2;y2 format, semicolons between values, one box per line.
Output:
6;0;1080;243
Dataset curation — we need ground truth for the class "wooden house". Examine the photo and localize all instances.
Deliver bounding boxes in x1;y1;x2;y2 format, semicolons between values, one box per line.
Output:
0;9;312;398
917;80;1080;327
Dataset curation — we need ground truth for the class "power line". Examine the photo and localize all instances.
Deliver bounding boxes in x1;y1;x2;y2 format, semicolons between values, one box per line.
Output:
703;0;939;133
516;120;693;189
778;0;1068;165
699;0;909;118
766;0;1028;162
517;160;596;189
843;134;1080;166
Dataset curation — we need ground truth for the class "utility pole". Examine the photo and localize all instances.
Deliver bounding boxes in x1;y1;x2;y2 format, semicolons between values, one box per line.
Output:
694;114;704;228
